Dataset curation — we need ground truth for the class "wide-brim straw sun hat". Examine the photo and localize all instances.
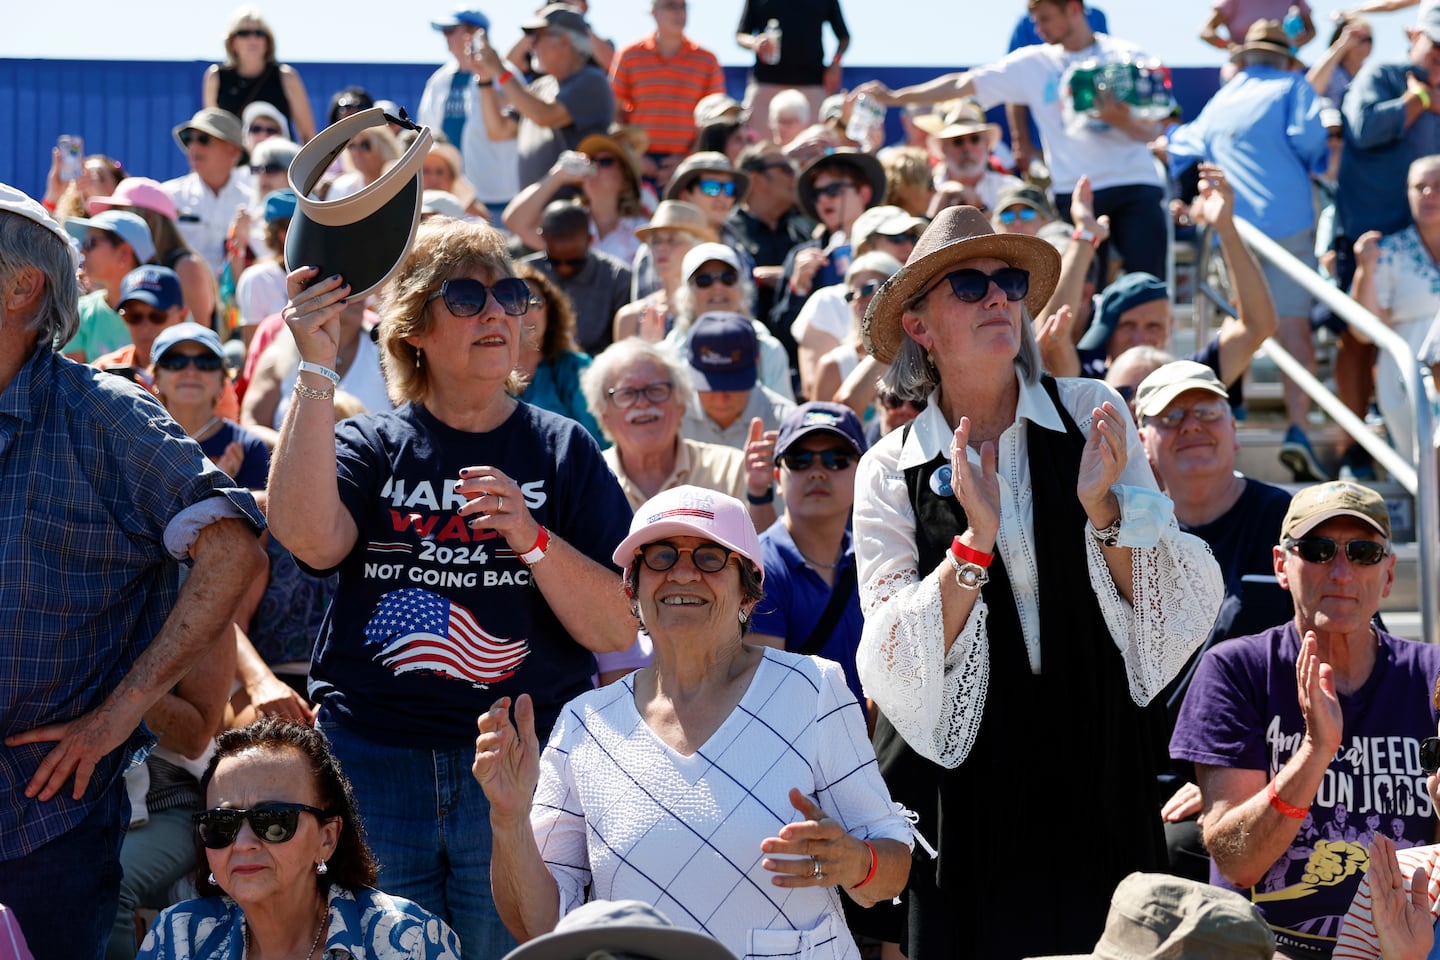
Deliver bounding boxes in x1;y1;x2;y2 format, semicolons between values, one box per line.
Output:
863;204;1060;364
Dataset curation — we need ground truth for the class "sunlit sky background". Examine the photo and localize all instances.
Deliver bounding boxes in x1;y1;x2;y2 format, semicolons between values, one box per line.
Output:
1;0;1418;70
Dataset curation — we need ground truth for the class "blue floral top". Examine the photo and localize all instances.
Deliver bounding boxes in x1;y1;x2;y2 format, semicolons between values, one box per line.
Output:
135;886;462;959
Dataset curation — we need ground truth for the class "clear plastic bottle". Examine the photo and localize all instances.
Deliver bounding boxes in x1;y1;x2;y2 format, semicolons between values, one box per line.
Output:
845;93;885;152
762;19;782;66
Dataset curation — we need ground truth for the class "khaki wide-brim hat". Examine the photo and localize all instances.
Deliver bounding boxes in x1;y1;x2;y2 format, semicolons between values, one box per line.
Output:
172;107;249;166
1231;19;1303;69
863;204;1060;364
635;200;718;244
286;106;433;300
913;100;1003;150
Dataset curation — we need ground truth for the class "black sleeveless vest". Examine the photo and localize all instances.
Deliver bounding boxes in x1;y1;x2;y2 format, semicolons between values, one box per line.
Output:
869;376;1168;959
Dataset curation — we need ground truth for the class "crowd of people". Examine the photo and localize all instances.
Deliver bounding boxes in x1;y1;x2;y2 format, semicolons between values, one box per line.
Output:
6;0;1440;958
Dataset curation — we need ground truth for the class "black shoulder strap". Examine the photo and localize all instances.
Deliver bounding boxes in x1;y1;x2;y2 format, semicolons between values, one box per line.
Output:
797;561;858;656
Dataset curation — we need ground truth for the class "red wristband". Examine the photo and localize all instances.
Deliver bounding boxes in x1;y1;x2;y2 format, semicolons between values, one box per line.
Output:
850;840;878;890
518;524;549;566
1266;779;1309;820
497;70;514;87
950;536;993;568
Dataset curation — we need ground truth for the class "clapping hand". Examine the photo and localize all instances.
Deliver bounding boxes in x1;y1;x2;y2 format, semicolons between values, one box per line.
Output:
950;418;1000;548
1076;402;1128;518
1297;631;1344;752
472;695;541;821
1368;833;1434;960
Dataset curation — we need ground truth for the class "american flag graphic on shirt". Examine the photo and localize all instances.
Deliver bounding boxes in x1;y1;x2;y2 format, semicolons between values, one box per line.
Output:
364;588;529;687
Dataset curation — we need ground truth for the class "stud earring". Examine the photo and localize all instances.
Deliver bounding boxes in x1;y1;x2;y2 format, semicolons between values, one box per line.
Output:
208;872;217;886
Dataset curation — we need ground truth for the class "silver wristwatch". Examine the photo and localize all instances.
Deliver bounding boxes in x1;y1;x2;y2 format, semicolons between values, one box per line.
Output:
1089;516;1122;548
945;550;989;590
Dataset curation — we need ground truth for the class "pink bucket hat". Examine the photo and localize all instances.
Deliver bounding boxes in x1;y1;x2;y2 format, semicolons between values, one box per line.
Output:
612;485;763;580
86;177;179;221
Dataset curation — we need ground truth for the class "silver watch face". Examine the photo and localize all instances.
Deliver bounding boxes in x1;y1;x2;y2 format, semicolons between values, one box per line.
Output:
956;564;988;589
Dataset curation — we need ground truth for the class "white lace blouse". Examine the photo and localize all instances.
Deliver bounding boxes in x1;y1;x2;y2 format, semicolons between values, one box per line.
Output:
853;373;1223;768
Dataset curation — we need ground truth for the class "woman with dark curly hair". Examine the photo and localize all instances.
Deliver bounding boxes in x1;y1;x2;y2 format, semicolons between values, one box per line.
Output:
135;718;460;959
513;262;604;443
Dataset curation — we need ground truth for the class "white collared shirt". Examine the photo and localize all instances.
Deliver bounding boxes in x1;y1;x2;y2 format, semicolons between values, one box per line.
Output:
162;169;254;278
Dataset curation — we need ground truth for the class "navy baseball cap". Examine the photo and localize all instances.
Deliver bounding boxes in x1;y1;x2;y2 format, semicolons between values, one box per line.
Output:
1079;272;1170;352
431;7;489;30
686;312;758;393
152;321;226;364
119;265;183;312
776;402;868;460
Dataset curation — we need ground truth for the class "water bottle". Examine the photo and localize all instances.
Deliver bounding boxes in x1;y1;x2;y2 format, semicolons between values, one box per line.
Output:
762;19;782;66
1283;5;1304;45
845;93;885;152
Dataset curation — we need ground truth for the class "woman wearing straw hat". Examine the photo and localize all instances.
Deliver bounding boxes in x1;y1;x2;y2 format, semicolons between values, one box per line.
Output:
852;204;1222;958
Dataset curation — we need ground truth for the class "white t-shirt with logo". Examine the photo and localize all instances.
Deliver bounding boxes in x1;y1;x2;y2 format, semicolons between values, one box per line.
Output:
968;33;1164;194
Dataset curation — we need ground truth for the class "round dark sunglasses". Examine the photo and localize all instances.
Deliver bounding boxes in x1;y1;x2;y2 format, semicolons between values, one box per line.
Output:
938;267;1030;303
428;277;532;317
1282;536;1388;566
156;353;224;372
179;130;214;148
778;449;856;472
692;269;738;289
639;541;737;574
1422;737;1440;775
193;802;330;849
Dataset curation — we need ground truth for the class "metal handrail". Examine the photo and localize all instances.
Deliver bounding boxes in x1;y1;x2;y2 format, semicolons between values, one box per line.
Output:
1193;217;1436;647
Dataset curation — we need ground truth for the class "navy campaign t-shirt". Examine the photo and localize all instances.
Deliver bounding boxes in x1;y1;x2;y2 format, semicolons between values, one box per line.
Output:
307;401;633;746
1171;623;1440;958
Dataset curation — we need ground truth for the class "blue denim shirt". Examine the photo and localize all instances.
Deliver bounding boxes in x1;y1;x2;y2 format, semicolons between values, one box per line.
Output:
1337;61;1440;239
1167;65;1329;239
0;347;263;860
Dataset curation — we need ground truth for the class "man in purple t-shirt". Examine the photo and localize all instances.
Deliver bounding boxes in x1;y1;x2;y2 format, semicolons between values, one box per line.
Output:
1170;481;1440;960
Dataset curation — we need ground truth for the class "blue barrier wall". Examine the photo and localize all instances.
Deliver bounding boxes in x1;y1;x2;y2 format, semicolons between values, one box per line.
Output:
0;59;1224;197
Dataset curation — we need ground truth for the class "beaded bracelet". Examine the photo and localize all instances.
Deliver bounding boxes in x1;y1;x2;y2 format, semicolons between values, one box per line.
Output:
293;380;335;402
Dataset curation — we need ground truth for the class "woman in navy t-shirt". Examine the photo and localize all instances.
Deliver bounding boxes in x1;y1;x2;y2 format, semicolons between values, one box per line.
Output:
266;218;636;957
